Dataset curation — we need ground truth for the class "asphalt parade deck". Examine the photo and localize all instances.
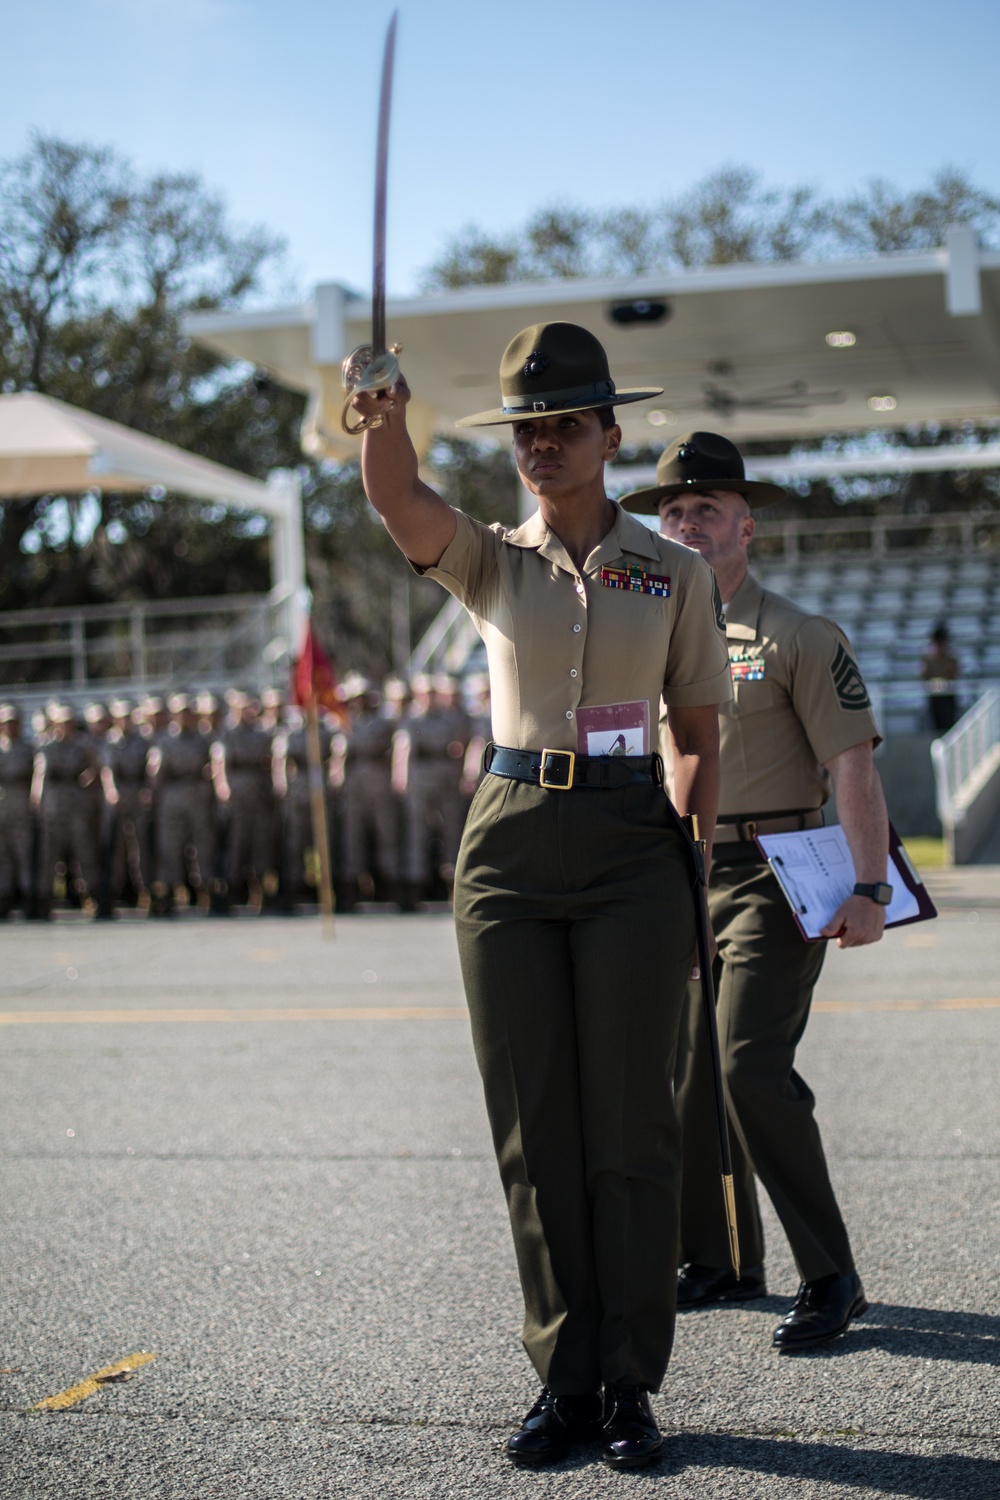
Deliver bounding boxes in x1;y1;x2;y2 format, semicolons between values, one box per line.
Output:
1;871;998;1498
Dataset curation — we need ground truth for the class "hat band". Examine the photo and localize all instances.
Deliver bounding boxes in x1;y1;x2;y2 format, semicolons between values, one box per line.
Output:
500;377;616;416
674;473;747;487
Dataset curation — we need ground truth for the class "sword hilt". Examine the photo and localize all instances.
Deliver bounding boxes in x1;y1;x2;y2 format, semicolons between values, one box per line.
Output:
340;343;403;435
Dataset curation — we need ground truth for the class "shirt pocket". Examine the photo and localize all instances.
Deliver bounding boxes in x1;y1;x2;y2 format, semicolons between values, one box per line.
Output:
728;680;775;718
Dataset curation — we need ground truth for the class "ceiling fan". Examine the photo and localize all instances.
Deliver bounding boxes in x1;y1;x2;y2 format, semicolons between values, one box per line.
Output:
670;362;846;420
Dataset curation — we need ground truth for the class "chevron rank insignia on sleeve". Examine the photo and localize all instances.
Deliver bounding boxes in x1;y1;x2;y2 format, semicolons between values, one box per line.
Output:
712;576;726;633
831;642;871;711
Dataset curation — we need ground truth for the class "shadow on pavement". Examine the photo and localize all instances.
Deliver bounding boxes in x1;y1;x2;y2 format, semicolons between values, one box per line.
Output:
781;1303;1000;1367
674;1434;999;1498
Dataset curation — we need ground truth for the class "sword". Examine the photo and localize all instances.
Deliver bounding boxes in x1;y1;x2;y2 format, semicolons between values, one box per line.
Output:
341;10;403;436
687;813;741;1278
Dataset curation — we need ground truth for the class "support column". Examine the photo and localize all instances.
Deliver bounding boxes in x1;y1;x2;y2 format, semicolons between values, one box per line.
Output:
266;469;308;661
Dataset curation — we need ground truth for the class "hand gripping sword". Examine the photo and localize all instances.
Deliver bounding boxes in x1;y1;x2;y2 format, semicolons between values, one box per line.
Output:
341;10;403;436
686;813;741;1278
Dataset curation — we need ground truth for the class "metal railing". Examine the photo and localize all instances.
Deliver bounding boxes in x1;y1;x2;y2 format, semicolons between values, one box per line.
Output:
0;588;293;704
752;508;1000;560
931;688;1000;826
408;594;482;677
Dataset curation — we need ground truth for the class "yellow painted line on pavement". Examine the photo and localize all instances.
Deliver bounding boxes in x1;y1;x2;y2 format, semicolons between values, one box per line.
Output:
0;1006;468;1025
814;997;1000;1012
0;999;995;1025
34;1352;157;1411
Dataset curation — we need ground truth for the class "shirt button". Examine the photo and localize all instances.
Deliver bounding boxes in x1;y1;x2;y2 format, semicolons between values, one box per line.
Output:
572;624;582;633
570;669;578;678
565;711;573;719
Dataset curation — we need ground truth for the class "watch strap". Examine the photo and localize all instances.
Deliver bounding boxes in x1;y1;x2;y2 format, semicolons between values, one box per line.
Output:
853;881;892;905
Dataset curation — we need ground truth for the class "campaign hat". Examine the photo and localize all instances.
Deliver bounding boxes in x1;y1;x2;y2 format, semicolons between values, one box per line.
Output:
455;322;662;428
618;431;787;513
338;672;373;702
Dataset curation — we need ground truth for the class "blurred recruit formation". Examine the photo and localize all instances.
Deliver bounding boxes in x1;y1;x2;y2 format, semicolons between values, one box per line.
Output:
0;671;492;921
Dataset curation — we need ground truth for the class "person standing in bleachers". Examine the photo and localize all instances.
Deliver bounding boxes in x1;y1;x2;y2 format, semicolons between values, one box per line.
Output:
624;431;890;1354
921;623;960;733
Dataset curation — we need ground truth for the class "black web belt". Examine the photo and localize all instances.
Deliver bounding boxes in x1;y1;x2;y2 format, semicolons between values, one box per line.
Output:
484;743;663;791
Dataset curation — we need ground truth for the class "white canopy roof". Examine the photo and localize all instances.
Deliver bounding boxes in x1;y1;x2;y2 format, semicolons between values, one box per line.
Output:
185;226;1000;463
0;393;306;649
0;392;279;513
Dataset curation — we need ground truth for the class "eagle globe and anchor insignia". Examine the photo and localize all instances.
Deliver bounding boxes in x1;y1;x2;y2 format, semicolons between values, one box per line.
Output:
522;353;549;380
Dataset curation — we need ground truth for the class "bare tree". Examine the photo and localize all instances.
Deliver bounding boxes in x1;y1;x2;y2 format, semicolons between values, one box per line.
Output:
420;164;1000;290
827;167;1000;254
0;135;130;392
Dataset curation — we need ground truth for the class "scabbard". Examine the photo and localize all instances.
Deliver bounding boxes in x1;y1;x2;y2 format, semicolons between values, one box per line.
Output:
667;801;741;1279
689;835;741;1279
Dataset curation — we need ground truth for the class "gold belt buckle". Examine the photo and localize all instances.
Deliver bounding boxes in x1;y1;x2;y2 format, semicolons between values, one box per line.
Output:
539;748;575;790
739;819;758;841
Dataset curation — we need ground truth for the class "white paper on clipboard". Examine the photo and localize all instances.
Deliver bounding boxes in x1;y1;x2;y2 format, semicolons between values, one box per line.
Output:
757;825;920;939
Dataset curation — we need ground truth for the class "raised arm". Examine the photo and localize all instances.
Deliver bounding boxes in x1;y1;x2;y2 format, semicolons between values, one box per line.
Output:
353;377;457;568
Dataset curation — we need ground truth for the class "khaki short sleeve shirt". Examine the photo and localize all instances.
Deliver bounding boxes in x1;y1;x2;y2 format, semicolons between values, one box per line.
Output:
420;504;731;752
707;572;881;815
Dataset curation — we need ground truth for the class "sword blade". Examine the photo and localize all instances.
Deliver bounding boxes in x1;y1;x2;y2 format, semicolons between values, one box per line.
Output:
371;9;398;359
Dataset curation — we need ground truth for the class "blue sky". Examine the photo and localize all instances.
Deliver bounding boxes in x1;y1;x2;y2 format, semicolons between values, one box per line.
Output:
3;0;999;301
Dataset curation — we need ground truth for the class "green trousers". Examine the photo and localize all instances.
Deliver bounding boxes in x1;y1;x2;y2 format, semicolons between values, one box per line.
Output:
674;849;854;1283
454;774;696;1394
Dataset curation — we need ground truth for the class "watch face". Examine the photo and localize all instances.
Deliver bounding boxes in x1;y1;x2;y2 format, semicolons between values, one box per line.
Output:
856;881;893;905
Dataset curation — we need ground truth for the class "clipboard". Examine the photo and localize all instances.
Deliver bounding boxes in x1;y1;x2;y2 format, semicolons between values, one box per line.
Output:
756;820;937;941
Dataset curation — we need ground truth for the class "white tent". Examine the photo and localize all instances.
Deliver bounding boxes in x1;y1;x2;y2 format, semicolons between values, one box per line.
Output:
0;392;306;652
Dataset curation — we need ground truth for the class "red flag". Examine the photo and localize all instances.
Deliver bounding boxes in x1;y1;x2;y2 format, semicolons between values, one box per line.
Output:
292;621;348;723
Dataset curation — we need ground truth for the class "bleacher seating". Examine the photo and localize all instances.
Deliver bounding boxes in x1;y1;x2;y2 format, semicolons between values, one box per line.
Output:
754;548;1000;733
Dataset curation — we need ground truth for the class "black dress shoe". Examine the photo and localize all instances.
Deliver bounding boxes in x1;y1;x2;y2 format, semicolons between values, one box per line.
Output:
677;1262;766;1308
505;1386;601;1467
772;1269;868;1351
600;1385;663;1470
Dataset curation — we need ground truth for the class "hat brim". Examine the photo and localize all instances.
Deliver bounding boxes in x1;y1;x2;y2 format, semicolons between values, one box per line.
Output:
455;388;663;429
618;476;787;514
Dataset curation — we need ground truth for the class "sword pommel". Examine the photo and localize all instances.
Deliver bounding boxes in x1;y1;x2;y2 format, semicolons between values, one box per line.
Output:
341;344;402;434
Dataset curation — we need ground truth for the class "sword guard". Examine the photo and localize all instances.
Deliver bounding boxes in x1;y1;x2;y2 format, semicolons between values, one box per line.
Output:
340;344;403;435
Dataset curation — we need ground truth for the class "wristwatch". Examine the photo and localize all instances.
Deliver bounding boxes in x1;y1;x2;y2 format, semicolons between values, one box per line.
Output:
853;881;893;905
